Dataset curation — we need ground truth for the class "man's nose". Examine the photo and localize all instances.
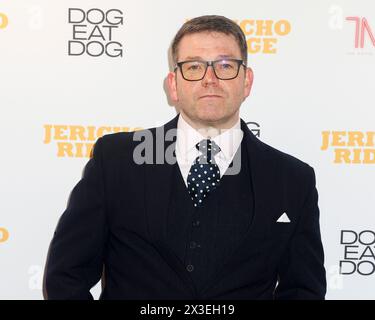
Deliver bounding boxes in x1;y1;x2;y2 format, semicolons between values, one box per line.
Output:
202;65;219;86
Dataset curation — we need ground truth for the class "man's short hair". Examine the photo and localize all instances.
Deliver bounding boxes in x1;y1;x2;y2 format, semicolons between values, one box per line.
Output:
171;15;248;66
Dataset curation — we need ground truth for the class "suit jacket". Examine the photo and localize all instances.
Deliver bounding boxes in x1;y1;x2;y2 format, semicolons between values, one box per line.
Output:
44;114;326;300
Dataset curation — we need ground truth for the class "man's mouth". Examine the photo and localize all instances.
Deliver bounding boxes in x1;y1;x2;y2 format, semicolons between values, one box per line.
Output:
199;94;222;99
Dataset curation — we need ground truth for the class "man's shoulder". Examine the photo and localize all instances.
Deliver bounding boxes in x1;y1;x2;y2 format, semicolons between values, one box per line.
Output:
251;139;317;202
93;124;171;164
97;116;179;154
99;127;158;149
255;137;314;177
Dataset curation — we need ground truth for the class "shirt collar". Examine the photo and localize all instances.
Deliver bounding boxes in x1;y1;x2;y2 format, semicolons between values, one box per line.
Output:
176;113;243;161
211;119;243;161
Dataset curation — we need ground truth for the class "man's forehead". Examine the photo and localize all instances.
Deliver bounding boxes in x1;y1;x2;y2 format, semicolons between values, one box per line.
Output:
179;31;237;46
177;32;241;60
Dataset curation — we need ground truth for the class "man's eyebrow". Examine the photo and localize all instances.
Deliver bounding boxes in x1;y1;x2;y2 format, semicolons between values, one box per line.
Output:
182;54;237;61
183;55;204;60
216;54;237;59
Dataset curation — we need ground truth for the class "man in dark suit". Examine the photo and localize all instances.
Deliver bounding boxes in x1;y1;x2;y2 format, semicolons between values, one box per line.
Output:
44;15;326;299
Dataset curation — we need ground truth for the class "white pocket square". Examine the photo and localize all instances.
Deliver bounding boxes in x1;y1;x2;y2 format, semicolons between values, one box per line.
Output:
277;212;290;223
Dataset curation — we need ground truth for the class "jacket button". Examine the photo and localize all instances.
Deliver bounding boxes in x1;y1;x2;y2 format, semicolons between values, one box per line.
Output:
189;241;197;249
193;220;200;227
186;264;194;272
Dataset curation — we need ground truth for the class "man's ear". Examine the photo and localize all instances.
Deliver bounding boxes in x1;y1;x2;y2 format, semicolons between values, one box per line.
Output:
243;67;254;100
167;71;179;102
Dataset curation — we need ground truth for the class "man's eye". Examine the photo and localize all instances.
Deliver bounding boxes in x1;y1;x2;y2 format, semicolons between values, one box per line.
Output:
187;64;202;71
220;63;234;69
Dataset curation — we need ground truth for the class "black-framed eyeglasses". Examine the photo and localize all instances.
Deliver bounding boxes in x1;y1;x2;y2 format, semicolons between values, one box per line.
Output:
174;59;246;81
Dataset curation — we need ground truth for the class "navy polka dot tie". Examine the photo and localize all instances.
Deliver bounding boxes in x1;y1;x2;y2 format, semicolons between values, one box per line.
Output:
187;139;221;207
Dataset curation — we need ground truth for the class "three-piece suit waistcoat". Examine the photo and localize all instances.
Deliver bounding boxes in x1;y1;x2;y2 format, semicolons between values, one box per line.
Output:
167;140;254;292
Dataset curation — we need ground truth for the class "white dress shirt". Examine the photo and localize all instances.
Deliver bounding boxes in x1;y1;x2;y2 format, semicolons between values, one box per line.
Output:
175;114;244;188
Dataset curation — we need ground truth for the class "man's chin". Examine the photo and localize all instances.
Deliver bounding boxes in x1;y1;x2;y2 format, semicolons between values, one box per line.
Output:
195;108;221;119
180;107;234;128
194;113;229;127
196;105;224;120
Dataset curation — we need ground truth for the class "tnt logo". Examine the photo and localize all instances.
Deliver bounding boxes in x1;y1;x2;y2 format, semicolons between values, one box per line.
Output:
0;12;8;29
346;17;375;49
